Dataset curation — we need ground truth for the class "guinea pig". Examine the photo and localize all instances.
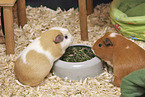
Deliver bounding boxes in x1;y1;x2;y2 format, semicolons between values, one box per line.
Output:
14;27;73;86
92;32;145;87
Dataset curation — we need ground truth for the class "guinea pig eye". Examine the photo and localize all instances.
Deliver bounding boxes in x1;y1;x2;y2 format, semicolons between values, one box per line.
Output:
98;44;102;47
65;35;68;39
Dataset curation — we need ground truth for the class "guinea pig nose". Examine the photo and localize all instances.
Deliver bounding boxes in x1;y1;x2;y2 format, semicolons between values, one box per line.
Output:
91;48;95;54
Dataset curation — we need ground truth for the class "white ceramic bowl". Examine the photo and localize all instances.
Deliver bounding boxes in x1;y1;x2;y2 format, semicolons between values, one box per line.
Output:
52;44;103;81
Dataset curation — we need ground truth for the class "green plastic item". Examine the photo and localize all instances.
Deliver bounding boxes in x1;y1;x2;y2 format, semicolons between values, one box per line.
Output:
110;0;145;41
120;69;145;97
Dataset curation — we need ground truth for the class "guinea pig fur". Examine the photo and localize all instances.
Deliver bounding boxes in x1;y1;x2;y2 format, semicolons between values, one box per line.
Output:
92;32;145;87
14;27;73;86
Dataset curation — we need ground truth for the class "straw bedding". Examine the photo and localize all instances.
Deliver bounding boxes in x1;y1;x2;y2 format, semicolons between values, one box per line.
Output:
0;3;145;97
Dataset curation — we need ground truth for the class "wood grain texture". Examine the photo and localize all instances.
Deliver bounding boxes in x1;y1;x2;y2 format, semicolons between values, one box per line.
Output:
0;0;16;6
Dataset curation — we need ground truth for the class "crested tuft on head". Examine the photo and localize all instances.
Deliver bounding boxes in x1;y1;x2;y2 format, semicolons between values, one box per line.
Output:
109;32;119;37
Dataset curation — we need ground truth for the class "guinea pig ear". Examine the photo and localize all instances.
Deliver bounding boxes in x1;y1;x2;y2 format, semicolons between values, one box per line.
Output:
103;38;113;46
54;34;64;44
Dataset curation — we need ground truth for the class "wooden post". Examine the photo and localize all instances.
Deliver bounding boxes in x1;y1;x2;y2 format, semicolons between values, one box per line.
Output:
17;0;27;27
78;0;88;41
3;6;15;54
13;3;19;25
87;0;93;15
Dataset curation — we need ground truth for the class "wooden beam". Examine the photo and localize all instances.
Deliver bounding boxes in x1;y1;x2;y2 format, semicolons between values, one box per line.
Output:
78;0;88;41
17;0;27;27
3;6;15;54
87;0;93;15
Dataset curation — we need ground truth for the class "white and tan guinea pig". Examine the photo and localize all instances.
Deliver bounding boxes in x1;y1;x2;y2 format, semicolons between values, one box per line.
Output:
92;32;145;87
14;27;73;86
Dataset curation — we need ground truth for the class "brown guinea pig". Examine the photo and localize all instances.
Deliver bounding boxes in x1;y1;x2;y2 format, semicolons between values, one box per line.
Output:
14;27;73;86
92;32;145;87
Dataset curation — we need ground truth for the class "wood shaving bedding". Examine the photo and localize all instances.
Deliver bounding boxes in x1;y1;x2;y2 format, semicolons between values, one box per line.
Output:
0;3;145;97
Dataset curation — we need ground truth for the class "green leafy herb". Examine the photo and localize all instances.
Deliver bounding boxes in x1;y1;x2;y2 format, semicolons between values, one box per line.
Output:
60;46;95;62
